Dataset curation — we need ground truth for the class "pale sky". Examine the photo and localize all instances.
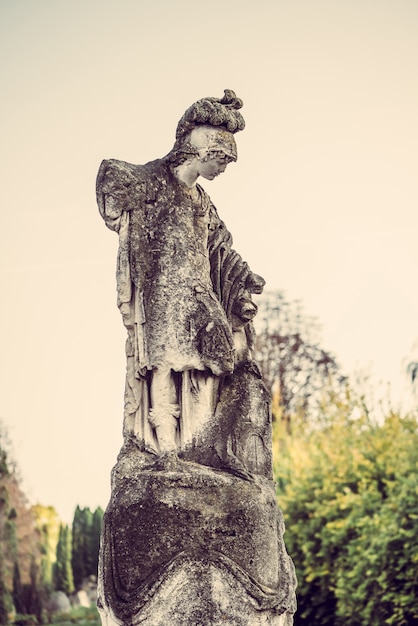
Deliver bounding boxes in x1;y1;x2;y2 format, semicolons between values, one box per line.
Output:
1;0;417;522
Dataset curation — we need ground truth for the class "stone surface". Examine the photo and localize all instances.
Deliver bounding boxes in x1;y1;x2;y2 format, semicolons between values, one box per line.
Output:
98;460;295;625
96;90;296;625
46;591;71;614
73;590;91;609
72;576;98;607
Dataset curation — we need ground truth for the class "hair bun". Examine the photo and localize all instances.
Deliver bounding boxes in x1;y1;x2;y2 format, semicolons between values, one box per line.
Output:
175;90;245;141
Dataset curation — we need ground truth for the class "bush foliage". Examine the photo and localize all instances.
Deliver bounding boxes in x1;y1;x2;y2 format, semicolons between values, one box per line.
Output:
274;396;418;625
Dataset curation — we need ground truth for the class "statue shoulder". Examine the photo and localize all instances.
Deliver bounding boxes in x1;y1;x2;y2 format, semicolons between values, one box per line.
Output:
97;158;168;202
97;159;148;201
96;158;167;230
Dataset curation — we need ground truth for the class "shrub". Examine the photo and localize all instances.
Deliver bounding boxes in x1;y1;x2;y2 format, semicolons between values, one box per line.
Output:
13;614;38;626
274;407;418;625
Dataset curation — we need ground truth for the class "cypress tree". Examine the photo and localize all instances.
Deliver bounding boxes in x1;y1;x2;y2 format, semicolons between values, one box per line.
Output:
22;559;42;621
71;506;86;589
90;507;104;577
54;525;74;594
12;560;24;614
72;506;100;588
32;504;61;592
82;507;94;576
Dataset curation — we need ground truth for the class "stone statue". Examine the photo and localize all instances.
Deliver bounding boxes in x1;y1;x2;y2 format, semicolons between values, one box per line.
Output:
96;90;296;625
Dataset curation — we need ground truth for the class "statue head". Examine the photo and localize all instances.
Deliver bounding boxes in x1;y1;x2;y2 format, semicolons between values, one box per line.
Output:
168;90;244;166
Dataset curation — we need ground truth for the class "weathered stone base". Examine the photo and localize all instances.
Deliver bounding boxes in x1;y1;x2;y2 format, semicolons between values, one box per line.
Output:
98;451;296;625
100;560;291;625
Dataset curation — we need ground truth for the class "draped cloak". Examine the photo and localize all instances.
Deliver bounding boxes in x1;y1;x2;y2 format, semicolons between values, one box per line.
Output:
96;157;256;449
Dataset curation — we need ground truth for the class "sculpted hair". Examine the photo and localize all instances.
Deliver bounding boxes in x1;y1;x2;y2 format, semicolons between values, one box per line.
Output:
168;89;245;165
175;90;245;141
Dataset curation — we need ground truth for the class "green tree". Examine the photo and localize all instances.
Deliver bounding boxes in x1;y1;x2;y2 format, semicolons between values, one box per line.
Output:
12;561;24;615
90;507;104;576
32;505;61;591
21;559;42;621
71;506;103;588
54;525;74;594
72;506;91;588
274;395;418;626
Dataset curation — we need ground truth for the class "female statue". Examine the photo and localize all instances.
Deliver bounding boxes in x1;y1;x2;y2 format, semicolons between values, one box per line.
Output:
96;90;264;463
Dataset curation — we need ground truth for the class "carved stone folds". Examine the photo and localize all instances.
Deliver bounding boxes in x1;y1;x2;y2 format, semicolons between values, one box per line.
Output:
99;459;295;626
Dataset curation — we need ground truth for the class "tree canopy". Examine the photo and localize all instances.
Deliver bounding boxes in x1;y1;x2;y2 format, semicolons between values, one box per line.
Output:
254;291;345;428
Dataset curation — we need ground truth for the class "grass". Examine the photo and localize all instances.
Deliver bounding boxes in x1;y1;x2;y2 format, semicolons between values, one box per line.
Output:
40;606;100;626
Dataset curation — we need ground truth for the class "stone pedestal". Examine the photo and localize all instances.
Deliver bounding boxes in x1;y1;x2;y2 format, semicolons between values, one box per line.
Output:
98;452;296;626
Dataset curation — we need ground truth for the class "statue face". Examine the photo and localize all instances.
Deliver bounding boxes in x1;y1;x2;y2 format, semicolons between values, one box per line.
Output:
196;154;229;180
